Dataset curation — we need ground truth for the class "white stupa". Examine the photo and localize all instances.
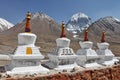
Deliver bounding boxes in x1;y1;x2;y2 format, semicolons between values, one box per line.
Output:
96;32;119;66
76;28;102;68
45;22;78;70
0;54;11;72
6;12;49;75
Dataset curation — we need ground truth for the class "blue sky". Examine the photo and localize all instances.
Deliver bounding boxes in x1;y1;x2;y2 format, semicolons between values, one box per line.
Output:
0;0;120;24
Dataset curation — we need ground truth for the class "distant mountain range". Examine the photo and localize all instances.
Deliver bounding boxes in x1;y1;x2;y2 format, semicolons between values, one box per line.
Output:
0;12;120;56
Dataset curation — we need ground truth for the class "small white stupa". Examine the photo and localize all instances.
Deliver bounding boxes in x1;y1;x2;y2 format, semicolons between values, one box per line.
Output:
6;12;49;75
96;32;119;66
45;22;78;70
76;28;102;68
0;54;11;72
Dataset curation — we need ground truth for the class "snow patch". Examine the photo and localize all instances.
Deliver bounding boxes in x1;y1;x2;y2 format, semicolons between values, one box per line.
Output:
0;18;14;32
114;17;120;22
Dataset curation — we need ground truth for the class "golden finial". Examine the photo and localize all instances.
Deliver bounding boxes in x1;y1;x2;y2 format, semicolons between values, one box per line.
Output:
26;11;31;19
62;21;65;27
25;11;31;32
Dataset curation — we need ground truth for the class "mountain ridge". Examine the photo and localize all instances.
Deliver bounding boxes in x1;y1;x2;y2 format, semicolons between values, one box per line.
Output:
87;16;120;56
0;18;14;32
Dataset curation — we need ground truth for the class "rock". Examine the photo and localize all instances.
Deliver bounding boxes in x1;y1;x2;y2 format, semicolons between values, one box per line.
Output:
63;69;67;72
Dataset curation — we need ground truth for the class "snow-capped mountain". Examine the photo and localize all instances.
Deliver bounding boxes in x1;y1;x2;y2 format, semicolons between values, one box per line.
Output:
0;18;14;32
66;12;92;34
31;12;54;21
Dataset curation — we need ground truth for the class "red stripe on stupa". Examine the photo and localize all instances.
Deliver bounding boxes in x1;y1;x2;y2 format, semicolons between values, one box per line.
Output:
25;12;31;32
84;28;89;41
60;21;66;38
101;31;105;42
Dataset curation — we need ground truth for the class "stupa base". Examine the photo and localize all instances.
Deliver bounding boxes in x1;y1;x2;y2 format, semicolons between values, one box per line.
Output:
84;62;103;68
54;63;79;71
102;58;119;66
44;62;79;71
6;65;49;75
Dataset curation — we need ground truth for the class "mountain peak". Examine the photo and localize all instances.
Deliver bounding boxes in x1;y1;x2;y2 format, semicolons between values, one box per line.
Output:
0;18;14;32
98;16;120;22
31;12;54;21
71;12;89;21
66;12;92;34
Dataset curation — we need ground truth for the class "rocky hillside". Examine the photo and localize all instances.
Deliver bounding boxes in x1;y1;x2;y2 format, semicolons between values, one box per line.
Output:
87;16;120;56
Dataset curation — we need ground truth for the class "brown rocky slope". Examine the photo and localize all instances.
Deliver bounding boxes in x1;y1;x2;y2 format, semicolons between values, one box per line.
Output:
87;16;120;56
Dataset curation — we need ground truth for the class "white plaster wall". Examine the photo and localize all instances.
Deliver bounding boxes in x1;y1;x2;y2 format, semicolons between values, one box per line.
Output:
18;33;36;46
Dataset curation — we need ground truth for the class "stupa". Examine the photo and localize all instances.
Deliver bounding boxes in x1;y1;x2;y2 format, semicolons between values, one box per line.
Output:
6;12;49;74
45;22;78;70
96;32;119;66
0;54;11;72
76;28;102;68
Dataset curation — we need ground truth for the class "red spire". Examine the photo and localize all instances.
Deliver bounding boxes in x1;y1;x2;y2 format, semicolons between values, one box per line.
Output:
60;21;66;38
84;28;89;41
101;31;105;42
25;11;31;32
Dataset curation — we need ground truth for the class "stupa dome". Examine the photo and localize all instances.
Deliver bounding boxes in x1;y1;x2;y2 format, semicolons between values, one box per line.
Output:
18;33;36;46
79;41;93;49
56;37;70;47
97;42;109;50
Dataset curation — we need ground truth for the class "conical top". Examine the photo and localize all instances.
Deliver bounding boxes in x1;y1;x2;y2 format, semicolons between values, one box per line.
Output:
25;11;31;32
60;21;66;38
84;28;89;41
101;31;105;42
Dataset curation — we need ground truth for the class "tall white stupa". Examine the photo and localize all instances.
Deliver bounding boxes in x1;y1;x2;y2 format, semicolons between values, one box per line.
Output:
76;28;102;68
96;32;119;66
6;12;49;74
45;22;78;70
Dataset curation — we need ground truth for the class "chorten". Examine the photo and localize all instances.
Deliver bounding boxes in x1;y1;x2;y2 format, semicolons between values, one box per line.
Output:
6;12;49;74
45;21;78;70
96;32;119;66
76;28;102;68
0;54;11;72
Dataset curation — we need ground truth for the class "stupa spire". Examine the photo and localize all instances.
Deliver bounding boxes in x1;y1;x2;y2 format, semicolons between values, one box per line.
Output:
25;11;31;32
84;28;89;41
60;21;66;38
101;31;105;42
